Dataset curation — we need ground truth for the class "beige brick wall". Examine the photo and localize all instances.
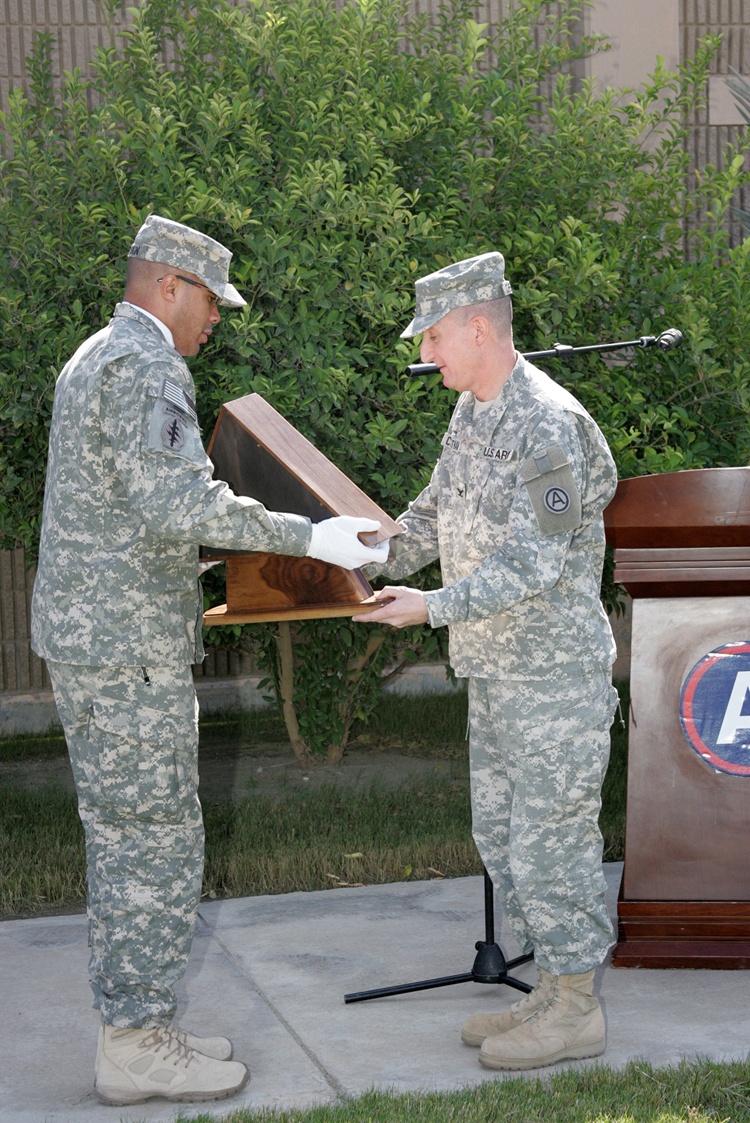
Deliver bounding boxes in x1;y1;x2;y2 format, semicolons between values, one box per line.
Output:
0;0;128;115
583;0;680;95
0;2;597;115
0;548;47;692
5;2;748;158
5;2;747;123
682;0;750;240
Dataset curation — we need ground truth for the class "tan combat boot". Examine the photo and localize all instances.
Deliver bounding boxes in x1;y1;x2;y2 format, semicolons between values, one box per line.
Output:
478;968;605;1071
94;1024;249;1105
461;967;555;1046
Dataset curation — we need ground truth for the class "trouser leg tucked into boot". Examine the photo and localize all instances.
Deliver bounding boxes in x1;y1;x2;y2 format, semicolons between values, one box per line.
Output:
461;967;554;1046
478;968;605;1071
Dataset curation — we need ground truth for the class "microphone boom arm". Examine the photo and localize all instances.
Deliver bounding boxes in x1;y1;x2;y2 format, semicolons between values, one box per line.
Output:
406;328;682;377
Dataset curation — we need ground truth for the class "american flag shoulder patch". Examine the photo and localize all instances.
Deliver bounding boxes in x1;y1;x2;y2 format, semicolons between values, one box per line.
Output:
161;378;197;422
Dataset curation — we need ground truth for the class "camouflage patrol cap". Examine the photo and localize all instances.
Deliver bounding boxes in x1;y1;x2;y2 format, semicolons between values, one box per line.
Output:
128;214;246;308
400;251;512;338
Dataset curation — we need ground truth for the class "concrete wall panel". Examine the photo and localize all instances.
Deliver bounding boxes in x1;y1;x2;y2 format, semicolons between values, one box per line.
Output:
583;0;680;91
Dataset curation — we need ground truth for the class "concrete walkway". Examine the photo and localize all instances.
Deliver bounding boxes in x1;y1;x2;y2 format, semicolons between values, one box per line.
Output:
1;863;748;1123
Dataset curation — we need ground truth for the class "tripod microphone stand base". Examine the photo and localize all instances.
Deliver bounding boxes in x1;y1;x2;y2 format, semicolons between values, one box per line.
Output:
344;869;534;1004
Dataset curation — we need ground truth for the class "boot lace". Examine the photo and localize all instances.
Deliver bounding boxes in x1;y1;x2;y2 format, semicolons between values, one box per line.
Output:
522;975;561;1024
512;970;554;1020
139;1025;198;1069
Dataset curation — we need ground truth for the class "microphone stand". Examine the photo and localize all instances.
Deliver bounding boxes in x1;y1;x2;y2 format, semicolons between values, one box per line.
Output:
344;867;533;1003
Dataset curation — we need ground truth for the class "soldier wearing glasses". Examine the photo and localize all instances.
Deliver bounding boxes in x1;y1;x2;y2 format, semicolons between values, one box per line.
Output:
31;215;386;1106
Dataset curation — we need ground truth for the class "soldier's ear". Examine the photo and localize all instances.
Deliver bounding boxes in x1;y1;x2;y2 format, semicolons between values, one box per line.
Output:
156;273;180;303
469;314;490;345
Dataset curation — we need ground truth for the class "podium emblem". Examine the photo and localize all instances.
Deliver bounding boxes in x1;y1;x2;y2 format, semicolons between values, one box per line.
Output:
680;643;750;776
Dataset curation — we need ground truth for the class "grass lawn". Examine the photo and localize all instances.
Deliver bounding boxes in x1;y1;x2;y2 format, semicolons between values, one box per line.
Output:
0;687;627;918
172;1058;750;1122
5;683;744;1123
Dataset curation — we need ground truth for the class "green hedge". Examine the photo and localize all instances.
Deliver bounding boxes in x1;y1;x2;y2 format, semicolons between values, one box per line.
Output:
2;0;749;554
1;0;748;755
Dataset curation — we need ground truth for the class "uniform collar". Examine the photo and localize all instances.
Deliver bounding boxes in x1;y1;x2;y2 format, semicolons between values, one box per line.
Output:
117;301;176;350
455;353;525;436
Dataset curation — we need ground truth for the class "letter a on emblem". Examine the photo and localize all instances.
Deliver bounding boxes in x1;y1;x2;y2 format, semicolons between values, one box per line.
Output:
717;671;750;743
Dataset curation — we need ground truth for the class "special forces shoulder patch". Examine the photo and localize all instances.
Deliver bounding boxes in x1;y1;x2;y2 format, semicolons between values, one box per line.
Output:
146;378;200;460
519;444;582;536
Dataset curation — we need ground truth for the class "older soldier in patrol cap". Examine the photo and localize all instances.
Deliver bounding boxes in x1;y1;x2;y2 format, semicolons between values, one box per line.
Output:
31;214;387;1106
355;251;619;1072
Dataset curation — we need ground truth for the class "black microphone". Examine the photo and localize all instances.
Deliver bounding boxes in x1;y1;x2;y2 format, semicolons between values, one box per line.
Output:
655;328;683;351
407;362;440;376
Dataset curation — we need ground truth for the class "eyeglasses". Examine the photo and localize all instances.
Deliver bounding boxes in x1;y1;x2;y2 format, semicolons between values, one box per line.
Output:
157;274;219;305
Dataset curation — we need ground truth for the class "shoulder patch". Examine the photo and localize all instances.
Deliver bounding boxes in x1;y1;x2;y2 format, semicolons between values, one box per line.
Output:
520;444;582;536
146;379;202;461
161;378;198;422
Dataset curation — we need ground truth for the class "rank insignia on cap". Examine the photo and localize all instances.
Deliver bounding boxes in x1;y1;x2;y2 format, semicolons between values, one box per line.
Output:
129;214;246;308
401;251;512;339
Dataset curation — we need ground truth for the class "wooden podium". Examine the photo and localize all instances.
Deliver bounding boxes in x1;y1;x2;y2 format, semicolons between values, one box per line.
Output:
201;394;401;625
604;467;750;967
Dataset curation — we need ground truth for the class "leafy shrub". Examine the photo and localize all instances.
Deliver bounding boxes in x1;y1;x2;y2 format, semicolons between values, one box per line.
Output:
1;0;748;757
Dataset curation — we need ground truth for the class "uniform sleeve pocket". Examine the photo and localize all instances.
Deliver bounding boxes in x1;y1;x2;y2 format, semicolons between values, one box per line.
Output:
520;444;582;536
146;380;204;464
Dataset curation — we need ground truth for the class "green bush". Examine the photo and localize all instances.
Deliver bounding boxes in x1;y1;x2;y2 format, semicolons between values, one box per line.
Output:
1;0;749;757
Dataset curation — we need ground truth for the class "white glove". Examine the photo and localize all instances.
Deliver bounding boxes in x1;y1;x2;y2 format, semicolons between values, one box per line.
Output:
307;516;390;570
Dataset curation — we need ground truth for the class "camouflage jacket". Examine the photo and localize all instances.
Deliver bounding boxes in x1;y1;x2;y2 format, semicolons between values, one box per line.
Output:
31;303;311;668
382;354;617;679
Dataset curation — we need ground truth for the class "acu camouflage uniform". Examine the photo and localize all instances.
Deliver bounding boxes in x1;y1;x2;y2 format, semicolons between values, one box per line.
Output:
387;259;619;974
31;221;312;1027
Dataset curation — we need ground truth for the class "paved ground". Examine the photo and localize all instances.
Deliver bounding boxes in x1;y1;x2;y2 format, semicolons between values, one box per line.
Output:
2;863;749;1123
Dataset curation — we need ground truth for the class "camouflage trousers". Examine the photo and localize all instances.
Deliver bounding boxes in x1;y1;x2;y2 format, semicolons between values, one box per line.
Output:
46;661;203;1028
469;667;618;975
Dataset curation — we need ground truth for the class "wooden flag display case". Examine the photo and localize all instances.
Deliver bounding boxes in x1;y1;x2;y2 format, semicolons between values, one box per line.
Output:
201;394;401;625
604;467;750;968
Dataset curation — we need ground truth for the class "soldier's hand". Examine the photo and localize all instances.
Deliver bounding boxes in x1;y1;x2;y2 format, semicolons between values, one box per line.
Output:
353;586;429;628
307;517;389;570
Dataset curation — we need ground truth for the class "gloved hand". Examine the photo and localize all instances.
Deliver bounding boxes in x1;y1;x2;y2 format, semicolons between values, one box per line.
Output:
307;516;390;570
